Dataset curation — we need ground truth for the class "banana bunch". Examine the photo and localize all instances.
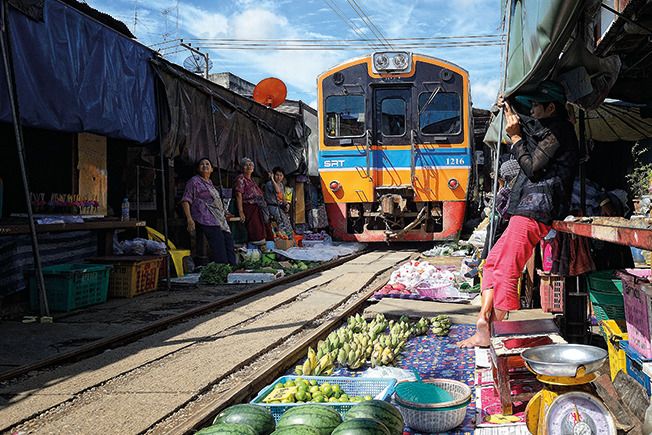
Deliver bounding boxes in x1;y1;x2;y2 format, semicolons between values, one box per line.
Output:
389;319;412;340
347;313;368;332
411;317;430;336
296;346;335;376
431;315;452;336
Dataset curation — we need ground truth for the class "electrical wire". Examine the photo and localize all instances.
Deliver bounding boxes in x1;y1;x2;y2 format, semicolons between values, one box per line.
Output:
321;0;383;50
346;0;393;49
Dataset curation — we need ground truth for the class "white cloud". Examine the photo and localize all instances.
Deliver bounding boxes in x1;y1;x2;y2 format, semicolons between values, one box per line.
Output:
472;78;500;109
231;8;289;39
178;5;229;38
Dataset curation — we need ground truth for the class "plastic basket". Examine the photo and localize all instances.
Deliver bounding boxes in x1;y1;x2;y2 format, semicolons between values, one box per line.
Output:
600;320;628;381
538;270;564;313
29;264;111;312
589;291;625;322
88;257;164;298
250;376;396;421
586;270;623;295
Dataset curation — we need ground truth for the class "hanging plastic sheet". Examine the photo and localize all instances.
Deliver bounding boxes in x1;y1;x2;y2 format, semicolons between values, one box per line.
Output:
503;0;585;97
0;0;156;143
152;58;307;176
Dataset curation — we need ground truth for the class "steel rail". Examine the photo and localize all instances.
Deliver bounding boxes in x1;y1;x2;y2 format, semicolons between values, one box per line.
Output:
155;263;394;434
0;251;366;383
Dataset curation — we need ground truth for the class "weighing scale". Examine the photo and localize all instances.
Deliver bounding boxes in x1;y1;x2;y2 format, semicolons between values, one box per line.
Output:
522;344;617;435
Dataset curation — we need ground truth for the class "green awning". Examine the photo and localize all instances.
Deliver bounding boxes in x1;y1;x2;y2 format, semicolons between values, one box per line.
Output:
504;0;586;97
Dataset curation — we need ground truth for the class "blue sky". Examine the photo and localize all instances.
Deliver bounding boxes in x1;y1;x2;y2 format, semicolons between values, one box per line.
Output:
84;0;503;109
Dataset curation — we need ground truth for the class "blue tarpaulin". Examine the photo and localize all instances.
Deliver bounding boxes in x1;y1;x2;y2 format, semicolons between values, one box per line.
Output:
0;0;157;143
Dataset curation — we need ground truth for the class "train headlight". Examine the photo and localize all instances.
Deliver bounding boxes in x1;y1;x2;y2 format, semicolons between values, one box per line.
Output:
374;54;389;70
393;53;407;69
448;178;460;190
372;51;412;74
329;180;342;192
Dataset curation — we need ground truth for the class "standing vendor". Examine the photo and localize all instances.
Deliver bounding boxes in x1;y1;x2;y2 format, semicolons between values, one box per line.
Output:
235;157;274;243
181;158;236;266
458;81;578;348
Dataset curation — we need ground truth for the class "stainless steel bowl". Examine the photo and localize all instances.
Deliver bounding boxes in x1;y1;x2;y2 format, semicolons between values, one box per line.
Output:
521;344;608;377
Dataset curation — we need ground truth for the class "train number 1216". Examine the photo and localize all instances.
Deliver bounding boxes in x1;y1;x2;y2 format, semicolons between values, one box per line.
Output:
445;157;466;166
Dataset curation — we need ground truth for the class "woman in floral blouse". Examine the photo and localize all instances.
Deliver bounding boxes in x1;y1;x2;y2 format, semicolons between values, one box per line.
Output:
181;158;236;265
235;157;273;243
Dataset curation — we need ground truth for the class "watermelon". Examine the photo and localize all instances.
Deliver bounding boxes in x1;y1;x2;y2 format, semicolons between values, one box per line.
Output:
213;404;276;435
196;423;259;435
278;404;342;435
270;424;322;435
332;418;391;435
344;400;404;435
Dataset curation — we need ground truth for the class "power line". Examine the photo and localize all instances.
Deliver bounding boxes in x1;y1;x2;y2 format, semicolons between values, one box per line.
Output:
321;0;383;50
346;0;393;49
160;42;504;51
173;34;505;42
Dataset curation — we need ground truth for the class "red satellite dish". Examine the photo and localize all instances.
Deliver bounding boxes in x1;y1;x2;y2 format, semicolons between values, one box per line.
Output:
253;77;287;108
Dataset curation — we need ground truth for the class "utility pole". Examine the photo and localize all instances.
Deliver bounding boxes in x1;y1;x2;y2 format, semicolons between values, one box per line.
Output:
181;41;210;79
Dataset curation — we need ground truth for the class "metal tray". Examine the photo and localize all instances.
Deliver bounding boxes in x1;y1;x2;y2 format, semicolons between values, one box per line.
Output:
521;344;607;377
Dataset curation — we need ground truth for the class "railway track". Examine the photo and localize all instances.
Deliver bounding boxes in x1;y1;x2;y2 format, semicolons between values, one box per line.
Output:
0;251;365;384
1;249;415;434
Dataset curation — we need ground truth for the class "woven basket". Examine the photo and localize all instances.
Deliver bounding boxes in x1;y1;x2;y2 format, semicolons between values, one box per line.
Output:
394;379;471;433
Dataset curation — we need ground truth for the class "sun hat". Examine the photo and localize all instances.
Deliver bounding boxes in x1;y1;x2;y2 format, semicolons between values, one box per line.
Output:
514;80;566;108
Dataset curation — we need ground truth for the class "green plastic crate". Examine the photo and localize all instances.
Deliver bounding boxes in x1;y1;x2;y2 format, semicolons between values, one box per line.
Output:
586;270;623;295
589;290;625;321
29;264;111;312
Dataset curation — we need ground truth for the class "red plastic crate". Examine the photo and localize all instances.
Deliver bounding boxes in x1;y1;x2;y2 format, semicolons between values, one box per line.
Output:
538;270;564;313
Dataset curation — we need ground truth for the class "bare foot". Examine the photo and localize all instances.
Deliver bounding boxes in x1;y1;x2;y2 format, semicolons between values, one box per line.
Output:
456;316;491;348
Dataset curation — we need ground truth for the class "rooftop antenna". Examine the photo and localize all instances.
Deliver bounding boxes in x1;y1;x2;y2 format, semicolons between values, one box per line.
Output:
133;0;138;36
181;41;212;79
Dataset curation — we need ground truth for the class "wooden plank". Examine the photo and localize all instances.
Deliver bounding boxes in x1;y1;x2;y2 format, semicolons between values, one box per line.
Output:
553;220;652;251
593;373;637;432
0;220;146;236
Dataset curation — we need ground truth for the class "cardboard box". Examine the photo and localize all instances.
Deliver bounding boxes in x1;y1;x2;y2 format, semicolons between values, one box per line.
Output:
275;239;295;250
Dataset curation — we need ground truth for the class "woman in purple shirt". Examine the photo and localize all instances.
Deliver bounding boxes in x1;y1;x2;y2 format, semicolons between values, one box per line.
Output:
181;158;236;266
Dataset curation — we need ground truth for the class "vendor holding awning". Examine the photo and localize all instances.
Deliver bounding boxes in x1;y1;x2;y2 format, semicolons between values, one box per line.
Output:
459;81;579;348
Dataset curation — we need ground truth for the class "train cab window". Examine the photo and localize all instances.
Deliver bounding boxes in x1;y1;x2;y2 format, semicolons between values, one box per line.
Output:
325;95;365;138
418;92;461;135
380;98;406;136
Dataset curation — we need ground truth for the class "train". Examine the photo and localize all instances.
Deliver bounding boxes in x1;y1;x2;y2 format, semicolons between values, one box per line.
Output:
317;51;473;242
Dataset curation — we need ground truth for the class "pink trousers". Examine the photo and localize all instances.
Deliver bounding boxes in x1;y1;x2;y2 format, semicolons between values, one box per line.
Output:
482;215;551;312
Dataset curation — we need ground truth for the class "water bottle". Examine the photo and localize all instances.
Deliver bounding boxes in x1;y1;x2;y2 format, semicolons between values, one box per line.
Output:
121;197;130;221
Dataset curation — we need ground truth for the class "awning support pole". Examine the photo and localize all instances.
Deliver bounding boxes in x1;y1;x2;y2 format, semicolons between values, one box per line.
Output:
0;0;49;317
155;83;171;291
488;0;513;252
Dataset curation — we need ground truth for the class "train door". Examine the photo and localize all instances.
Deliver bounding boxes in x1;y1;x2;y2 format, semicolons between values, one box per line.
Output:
372;87;412;188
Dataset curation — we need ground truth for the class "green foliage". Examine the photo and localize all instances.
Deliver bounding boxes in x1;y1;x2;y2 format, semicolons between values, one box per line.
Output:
627;142;652;198
200;263;233;285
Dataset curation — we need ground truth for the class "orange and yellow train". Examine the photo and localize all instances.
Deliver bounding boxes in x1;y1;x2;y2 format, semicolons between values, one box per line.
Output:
317;51;473;242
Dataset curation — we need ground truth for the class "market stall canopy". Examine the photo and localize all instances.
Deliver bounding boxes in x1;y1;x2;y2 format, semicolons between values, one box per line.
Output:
503;0;585;97
152;58;307;176
583;102;652;142
0;0;157;143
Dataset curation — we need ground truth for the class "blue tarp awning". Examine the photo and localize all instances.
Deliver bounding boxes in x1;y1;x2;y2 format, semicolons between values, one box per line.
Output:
0;0;157;143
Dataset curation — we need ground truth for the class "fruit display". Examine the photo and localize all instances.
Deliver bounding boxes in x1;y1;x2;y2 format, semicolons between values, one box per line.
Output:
295;314;441;373
196;422;259;435
270;425;321;435
239;251;315;275
331;418;390;435
343;400;404;435
276;404;343;435
212;404;276;435
430;315;452;336
262;378;372;404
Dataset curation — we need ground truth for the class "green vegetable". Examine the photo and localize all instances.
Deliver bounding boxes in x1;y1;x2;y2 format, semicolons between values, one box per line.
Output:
200;263;233;285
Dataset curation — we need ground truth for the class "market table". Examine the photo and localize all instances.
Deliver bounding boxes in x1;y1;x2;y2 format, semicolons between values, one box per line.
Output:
0;219;146;255
552;218;652;250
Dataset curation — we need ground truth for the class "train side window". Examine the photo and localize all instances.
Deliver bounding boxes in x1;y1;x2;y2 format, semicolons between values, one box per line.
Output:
380;98;406;136
325;95;365;138
418;92;461;135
